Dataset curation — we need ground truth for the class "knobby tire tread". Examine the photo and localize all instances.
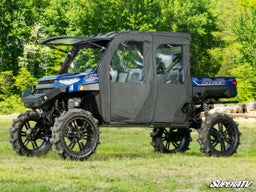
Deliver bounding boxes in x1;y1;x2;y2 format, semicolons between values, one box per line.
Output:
51;109;100;161
197;113;241;157
10;110;52;156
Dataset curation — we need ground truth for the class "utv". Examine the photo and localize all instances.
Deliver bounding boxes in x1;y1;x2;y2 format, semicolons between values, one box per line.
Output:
10;31;240;160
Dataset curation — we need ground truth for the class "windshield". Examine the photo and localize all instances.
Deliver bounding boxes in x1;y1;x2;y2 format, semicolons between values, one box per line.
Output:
41;36;112;75
69;47;103;73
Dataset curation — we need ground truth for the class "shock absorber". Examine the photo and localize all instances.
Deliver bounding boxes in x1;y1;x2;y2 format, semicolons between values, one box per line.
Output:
203;102;209;118
68;97;81;109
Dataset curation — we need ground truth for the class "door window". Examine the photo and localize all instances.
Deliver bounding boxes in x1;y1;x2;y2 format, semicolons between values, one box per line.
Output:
156;44;183;84
111;41;144;83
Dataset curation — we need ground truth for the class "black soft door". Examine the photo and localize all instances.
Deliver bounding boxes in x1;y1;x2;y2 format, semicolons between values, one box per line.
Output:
152;34;192;124
109;35;154;123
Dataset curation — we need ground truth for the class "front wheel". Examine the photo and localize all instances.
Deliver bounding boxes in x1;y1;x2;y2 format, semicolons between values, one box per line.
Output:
198;113;241;157
10;110;52;156
51;109;100;161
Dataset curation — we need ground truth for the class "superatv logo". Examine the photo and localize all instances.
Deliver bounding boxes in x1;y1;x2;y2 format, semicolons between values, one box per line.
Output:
209;180;253;188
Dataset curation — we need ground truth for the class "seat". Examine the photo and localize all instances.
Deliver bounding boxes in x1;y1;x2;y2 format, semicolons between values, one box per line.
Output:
127;69;142;83
110;70;118;82
117;72;128;82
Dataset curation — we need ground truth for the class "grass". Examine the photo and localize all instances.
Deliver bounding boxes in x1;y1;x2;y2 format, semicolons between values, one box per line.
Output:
0;115;255;191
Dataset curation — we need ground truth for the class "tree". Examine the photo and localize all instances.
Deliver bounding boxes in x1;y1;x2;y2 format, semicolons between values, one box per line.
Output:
64;0;220;76
210;0;256;102
157;0;219;76
18;24;62;78
3;0;255;113
40;0;69;37
0;0;45;73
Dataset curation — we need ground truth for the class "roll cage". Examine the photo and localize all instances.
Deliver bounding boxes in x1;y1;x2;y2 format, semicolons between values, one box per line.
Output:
41;32;117;74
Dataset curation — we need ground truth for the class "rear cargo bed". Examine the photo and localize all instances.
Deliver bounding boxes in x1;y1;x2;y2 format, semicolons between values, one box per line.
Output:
192;77;237;101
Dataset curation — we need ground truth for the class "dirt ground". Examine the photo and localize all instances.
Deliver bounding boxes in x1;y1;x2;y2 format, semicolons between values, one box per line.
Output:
231;113;256;123
0;113;20;120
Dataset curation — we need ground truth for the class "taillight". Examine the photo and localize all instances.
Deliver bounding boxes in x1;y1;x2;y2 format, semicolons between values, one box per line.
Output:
232;80;237;88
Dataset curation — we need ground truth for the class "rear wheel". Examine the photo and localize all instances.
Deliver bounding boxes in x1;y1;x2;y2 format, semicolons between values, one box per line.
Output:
10;110;52;156
51;109;100;160
150;127;191;153
198;113;241;156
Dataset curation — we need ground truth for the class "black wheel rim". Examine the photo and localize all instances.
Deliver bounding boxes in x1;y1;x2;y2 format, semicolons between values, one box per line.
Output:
63;117;95;155
209;122;235;154
162;128;187;153
21;120;49;151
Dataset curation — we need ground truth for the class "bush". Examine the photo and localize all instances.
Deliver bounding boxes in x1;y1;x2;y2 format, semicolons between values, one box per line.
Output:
14;67;37;96
230;63;255;102
0;95;27;114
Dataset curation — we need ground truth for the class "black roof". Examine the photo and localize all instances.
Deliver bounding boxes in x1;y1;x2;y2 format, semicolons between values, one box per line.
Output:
41;31;118;46
41;31;191;46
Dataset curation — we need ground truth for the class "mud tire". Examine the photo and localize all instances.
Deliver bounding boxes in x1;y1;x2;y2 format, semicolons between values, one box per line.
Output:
10;110;52;156
51;109;100;161
151;127;191;153
198;113;241;157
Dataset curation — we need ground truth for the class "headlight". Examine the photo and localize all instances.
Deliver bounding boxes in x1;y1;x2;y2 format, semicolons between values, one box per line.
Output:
59;78;80;85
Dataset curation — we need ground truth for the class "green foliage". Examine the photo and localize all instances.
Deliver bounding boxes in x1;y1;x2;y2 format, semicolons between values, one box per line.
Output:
0;68;35;114
157;0;219;76
0;95;26;114
41;0;69;36
211;0;256;101
1;0;256;109
56;0;219;76
230;63;256;101
1;0;221;78
0;0;36;74
14;67;37;96
0;71;14;101
210;0;241;77
233;5;256;68
234;3;256;101
18;24;61;78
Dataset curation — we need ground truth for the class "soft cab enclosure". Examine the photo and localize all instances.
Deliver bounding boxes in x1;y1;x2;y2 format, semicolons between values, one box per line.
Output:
11;31;241;160
96;31;192;126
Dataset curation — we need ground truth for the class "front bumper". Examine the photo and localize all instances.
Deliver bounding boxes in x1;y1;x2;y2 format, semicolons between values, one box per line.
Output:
22;86;67;108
